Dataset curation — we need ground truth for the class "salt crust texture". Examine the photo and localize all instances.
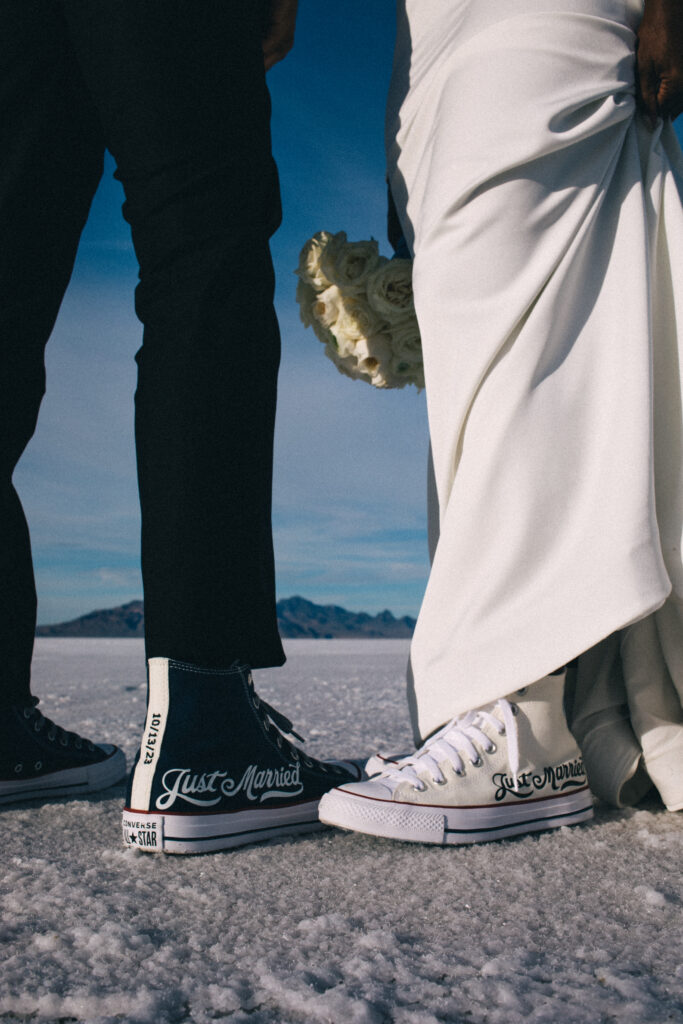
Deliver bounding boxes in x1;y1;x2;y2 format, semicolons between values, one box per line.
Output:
1;638;682;1024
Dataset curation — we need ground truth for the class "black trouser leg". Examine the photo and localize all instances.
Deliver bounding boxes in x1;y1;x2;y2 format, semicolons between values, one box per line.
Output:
0;0;103;707
62;1;285;668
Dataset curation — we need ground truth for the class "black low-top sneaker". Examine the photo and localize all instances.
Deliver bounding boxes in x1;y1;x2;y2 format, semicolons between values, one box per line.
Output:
122;657;362;854
0;699;126;805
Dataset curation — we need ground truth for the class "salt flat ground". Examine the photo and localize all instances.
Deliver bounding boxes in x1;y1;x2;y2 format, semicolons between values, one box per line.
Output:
1;639;682;1024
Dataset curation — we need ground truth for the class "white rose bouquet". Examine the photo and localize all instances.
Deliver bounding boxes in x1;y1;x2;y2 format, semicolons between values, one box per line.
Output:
295;230;423;390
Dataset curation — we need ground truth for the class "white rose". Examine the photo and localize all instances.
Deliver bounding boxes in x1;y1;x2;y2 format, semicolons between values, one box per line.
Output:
366;259;415;321
325;339;368;380
311;285;344;330
297;280;344;348
390;317;422;364
334;332;359;359
311;317;337;348
387;317;423;388
324;330;421;390
320;237;387;293
354;333;397;388
296;230;345;289
334;294;388;344
295;278;318;328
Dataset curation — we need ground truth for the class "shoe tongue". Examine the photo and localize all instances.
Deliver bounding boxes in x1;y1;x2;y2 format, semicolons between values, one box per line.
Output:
454;700;505;735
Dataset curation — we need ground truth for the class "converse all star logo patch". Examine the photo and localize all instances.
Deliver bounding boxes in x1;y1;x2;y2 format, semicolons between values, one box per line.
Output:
122;815;162;850
493;758;587;802
155;763;304;810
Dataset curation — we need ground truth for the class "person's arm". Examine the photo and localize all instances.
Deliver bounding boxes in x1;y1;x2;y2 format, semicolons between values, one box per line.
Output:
262;0;299;71
636;0;683;126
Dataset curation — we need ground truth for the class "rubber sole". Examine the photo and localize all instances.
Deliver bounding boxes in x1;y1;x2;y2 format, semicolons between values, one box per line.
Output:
318;786;594;844
0;748;127;805
122;799;325;854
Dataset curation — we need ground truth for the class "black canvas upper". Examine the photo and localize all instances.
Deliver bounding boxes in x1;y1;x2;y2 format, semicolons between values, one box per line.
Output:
126;661;357;814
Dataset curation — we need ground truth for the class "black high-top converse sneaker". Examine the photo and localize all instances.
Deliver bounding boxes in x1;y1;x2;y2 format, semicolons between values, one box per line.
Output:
0;699;126;805
122;658;362;854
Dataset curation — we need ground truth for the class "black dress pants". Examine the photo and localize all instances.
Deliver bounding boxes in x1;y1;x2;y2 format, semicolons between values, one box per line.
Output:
0;0;286;707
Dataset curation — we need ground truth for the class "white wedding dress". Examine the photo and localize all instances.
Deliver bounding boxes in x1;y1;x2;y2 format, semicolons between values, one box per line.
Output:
387;0;683;810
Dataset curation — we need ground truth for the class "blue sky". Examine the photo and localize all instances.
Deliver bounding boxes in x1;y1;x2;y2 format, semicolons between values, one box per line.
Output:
16;1;431;626
15;5;683;626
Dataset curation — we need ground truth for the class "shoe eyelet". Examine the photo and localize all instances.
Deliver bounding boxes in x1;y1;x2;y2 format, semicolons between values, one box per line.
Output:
470;756;483;768
60;737;69;747
74;739;82;750
253;694;260;708
34;761;42;771
510;704;519;716
517;687;528;696
47;730;56;742
23;709;31;720
276;736;283;748
485;743;496;754
14;764;22;774
433;776;447;786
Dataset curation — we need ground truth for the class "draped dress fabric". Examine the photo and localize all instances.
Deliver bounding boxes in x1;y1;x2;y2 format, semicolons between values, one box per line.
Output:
387;0;683;810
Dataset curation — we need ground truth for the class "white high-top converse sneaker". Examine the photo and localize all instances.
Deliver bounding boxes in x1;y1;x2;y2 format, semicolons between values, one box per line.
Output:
319;672;594;845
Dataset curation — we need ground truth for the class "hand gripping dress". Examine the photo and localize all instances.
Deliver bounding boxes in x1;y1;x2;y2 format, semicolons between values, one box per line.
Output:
386;0;683;810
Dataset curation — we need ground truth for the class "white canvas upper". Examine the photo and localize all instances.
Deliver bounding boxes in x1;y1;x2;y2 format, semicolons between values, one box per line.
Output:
320;672;594;845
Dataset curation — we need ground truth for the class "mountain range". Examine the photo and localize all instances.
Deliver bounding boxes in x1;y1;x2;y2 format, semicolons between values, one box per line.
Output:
35;596;416;639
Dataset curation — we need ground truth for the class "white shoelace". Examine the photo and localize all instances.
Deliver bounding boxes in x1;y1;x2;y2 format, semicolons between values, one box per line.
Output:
382;699;520;793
